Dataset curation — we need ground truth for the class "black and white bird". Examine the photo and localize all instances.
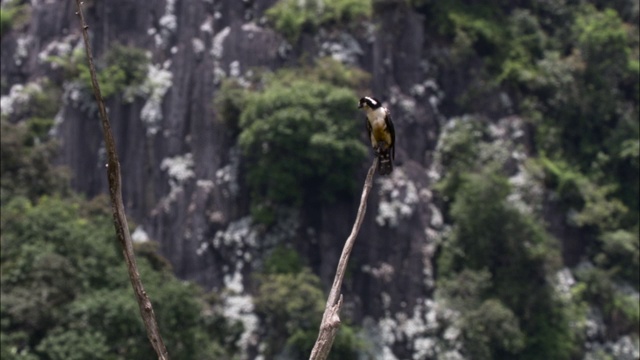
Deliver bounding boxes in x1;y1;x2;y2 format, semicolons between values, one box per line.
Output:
358;96;395;175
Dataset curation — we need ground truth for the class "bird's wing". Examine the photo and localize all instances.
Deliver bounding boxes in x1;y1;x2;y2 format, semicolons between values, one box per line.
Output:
385;110;395;160
365;115;372;139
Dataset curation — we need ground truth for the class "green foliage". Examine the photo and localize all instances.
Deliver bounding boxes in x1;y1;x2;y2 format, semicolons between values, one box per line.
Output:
266;0;372;42
438;270;525;359
0;1;27;38
0;196;230;359
1;80;61;122
238;62;367;222
88;44;149;100
298;57;370;90
254;269;324;356
254;268;362;359
446;172;558;274
263;245;304;275
0;80;64;204
438;171;576;359
433;117;487;200
498;9;547;83
464;299;526;359
574;6;632;81
598;229;639;286
428;4;638;354
214;78;249;132
521;6;639;222
575;266;640;335
437;268;492;308
47;43;149;101
35;328;110;360
446;2;506;59
0;119;69;203
540;157;628;231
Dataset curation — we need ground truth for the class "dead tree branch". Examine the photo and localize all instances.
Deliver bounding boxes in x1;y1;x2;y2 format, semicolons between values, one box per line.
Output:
73;2;169;359
309;157;378;360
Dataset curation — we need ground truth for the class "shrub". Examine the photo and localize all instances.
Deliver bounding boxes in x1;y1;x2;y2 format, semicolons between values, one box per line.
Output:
437;270;525;359
0;196;229;359
0;119;69;203
47;43;149;101
266;0;373;42
438;170;575;359
263;245;304;275
237;63;367;222
214;79;249;132
0;1;27;38
254;268;362;359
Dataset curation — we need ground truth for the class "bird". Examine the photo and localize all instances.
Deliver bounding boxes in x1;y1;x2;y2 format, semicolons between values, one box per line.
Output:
358;96;395;175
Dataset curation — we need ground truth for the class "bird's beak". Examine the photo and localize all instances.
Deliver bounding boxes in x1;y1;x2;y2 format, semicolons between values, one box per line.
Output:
358;103;363;109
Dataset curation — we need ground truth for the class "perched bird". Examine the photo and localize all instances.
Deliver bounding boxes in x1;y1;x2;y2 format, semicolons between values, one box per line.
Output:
358;96;395;175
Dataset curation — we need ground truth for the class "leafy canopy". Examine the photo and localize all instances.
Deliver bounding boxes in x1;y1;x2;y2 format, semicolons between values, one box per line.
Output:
235;60;368;223
266;0;372;42
254;259;363;359
438;171;576;360
47;43;149;101
0;196;233;360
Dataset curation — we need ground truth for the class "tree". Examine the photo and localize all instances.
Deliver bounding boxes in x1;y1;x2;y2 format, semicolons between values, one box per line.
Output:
237;62;368;223
0;196;228;359
438;171;576;359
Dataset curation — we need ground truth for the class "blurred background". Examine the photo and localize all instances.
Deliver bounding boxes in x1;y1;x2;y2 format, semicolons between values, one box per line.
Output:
1;0;638;359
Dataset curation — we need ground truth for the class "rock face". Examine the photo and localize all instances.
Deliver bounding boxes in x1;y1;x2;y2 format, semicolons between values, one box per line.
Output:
0;0;504;357
4;1;640;359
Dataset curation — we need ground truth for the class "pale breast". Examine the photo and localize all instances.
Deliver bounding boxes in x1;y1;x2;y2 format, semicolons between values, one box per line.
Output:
367;107;387;130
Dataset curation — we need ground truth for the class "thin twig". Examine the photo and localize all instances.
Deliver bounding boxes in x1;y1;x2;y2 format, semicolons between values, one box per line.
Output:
73;2;170;359
309;157;378;360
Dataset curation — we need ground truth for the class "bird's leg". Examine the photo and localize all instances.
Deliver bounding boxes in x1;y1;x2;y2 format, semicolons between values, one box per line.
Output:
376;141;386;156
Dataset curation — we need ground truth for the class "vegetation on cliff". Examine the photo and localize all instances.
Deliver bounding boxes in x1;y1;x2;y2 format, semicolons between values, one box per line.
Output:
0;0;637;359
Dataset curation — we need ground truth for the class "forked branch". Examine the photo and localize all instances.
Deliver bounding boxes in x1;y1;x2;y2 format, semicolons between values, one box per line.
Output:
73;2;169;359
309;157;378;360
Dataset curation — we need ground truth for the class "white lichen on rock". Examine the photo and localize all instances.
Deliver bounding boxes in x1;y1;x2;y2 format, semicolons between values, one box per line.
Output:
140;62;173;135
363;299;466;360
229;60;241;78
156;0;177;48
1;82;41;117
191;38;205;54
318;32;363;65
554;267;576;301
362;262;395;283
62;80;96;114
211;26;231;84
222;270;260;353
156;152;193;212
507;164;544;215
584;335;640;360
131;226;150;243
38;34;79;66
212;26;230;60
14;35;33;66
376;168;420;227
215;146;240;197
211;216;257;250
200;16;213;34
161;153;195;189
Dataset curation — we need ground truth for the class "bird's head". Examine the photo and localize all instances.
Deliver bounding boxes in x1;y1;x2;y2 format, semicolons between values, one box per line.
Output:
358;96;382;110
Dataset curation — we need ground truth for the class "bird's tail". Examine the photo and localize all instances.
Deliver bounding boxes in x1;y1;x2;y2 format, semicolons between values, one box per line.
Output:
377;150;393;175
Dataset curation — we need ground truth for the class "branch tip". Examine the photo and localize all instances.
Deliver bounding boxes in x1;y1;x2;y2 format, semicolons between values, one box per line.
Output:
309;158;377;360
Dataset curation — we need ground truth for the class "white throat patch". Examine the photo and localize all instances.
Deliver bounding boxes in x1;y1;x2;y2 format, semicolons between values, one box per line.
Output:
367;106;387;127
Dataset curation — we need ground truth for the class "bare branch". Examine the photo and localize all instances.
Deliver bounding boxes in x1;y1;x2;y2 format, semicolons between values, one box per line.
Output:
309;157;378;360
73;2;169;359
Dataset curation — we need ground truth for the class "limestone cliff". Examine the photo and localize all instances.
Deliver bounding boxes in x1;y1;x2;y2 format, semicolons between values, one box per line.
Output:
3;0;637;359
